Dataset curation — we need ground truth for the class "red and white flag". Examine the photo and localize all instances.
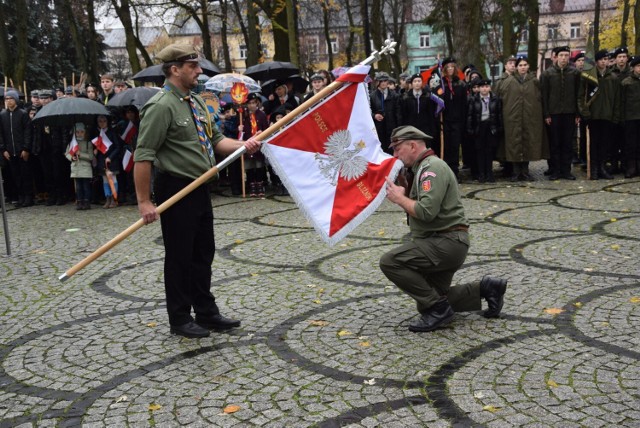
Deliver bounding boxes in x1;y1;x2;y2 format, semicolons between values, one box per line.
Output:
92;129;113;155
68;136;79;157
261;64;402;245
122;149;134;172
120;121;137;145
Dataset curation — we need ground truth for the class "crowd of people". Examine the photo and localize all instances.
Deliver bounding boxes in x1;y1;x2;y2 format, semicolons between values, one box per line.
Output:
3;44;640;211
0;73;138;210
369;45;640;182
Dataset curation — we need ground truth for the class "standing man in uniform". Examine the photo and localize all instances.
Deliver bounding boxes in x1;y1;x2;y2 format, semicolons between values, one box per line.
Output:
370;71;400;154
134;44;261;339
541;46;581;180
380;126;507;332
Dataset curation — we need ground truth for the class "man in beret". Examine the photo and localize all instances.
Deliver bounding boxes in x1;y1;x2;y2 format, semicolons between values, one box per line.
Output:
578;49;620;180
621;56;640;177
610;47;632;173
370;71;400;153
0;90;33;207
380;125;507;332
134;43;261;338
541;46;581;180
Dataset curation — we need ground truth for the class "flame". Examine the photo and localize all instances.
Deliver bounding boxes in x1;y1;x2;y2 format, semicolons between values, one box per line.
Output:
230;82;249;104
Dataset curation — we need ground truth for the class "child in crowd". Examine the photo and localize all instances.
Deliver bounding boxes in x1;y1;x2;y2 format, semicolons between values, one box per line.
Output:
65;123;94;210
93;115;122;208
238;93;269;197
466;79;503;182
220;104;242;196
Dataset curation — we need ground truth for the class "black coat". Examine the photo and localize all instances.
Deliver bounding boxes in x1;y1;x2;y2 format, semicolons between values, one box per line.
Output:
399;90;438;138
466;93;503;136
0;107;32;156
442;76;467;123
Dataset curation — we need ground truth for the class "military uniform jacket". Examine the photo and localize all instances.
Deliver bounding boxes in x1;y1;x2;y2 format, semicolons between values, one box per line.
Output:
409;154;469;240
540;64;580;117
0;107;32;156
578;67;621;122
621;73;640;121
135;81;223;181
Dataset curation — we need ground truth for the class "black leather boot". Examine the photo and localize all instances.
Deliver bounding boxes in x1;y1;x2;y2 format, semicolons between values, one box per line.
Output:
480;276;508;318
408;298;454;332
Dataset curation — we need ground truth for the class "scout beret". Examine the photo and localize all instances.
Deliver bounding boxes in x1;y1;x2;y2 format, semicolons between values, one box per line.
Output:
4;90;19;100
515;56;528;67
246;92;262;102
630;56;640;67
572;51;585;61
310;73;324;81
441;57;456;67
595;49;609;61
477;79;492;86
375;71;390;81
504;55;517;64
389;126;433;147
39;89;53;98
470;77;482;87
155;44;199;63
65;86;74;94
614;47;629;57
553;46;570;55
408;73;423;83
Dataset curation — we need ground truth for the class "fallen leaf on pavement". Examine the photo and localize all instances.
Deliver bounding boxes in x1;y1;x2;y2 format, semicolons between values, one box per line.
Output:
337;330;352;337
223;404;241;414
148;403;162;411
309;320;329;326
483;405;502;413
363;378;376;385
630;297;640;303
146;322;157;328
359;341;371;347
543;308;565;315
573;302;582;308
547;379;558;388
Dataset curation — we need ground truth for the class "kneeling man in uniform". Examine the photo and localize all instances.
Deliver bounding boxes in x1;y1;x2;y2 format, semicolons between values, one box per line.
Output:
380;126;508;332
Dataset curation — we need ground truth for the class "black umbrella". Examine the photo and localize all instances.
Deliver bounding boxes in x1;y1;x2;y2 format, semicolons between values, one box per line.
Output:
244;61;299;82
261;75;309;96
107;87;161;109
33;97;110;126
133;60;221;85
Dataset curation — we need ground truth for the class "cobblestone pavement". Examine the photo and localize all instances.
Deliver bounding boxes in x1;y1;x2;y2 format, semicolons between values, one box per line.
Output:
1;162;640;427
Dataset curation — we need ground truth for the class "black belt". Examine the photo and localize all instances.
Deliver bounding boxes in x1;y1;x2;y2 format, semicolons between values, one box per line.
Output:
437;224;469;233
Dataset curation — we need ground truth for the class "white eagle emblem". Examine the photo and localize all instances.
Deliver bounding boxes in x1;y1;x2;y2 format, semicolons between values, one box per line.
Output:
315;130;368;186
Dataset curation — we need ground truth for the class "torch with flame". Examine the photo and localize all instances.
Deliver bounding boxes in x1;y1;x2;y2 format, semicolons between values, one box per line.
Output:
230;82;249;105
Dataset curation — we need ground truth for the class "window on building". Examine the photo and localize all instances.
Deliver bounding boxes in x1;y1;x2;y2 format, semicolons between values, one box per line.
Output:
419;32;430;48
570;23;581;39
490;63;501;79
308;36;319;54
547;24;559;40
520;29;528;42
239;45;247;59
327;37;338;54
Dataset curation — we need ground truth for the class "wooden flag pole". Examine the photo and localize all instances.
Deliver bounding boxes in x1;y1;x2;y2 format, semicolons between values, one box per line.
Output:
586;123;591;180
23;81;27;99
72;73;76;96
58;40;398;282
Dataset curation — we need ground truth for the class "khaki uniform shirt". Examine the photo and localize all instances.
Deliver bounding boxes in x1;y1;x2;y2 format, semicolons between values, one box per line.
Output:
409;154;469;238
134;81;224;180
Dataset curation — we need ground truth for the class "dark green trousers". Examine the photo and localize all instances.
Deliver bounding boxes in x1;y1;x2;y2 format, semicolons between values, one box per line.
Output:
379;231;481;313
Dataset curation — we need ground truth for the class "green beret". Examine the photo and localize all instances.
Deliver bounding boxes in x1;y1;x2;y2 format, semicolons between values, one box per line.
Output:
389;126;432;147
156;44;199;63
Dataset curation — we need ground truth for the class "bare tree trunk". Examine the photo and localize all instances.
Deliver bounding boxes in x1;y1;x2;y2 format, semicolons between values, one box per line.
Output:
131;4;152;67
526;0;539;72
286;0;299;65
345;0;356;65
199;0;212;60
635;0;640;55
217;0;232;71
501;0;514;59
111;0;143;75
370;0;386;71
621;0;630;47
594;0;601;52
255;0;291;62
87;0;100;80
322;0;333;70
0;2;11;80
13;0;29;84
444;4;453;56
61;0;88;76
450;0;482;69
360;0;371;57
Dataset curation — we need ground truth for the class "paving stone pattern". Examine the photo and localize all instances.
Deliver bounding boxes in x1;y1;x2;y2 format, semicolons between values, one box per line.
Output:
1;164;640;427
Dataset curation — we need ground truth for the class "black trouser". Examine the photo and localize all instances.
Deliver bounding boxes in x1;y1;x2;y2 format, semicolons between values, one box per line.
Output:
625;120;640;176
578;120;587;163
155;172;219;326
6;155;33;202
548;114;575;176
475;122;496;180
443;121;463;176
609;122;625;171
587;120;610;171
39;145;67;201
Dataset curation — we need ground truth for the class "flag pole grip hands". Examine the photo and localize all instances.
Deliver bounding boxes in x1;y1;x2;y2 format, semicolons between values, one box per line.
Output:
58;41;396;282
